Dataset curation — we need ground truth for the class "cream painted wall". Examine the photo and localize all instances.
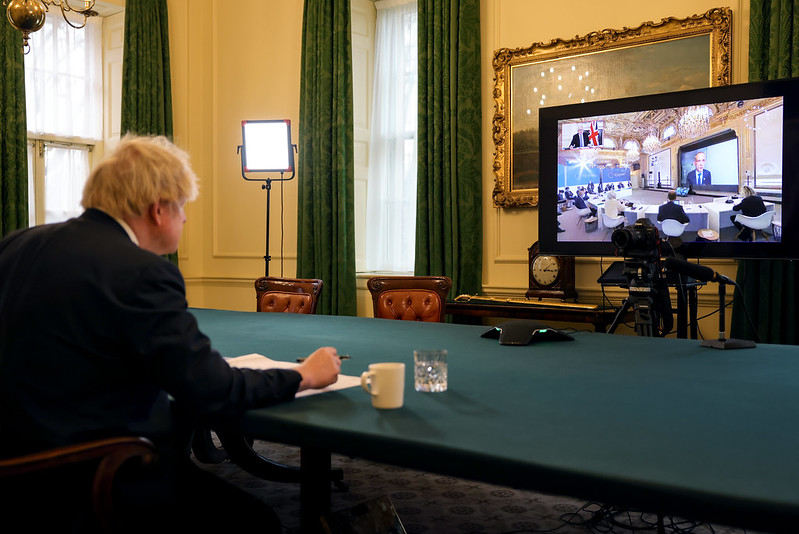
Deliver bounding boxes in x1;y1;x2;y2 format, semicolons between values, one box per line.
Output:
170;0;751;337
169;0;305;312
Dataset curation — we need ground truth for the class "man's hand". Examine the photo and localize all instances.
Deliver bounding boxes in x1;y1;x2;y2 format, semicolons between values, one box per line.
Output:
296;347;341;391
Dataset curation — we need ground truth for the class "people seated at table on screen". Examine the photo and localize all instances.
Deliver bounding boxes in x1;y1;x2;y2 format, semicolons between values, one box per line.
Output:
573;188;596;217
657;190;690;224
731;185;767;240
604;191;625;218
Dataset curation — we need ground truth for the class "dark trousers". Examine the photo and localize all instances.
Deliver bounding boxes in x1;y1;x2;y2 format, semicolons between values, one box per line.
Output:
116;455;283;533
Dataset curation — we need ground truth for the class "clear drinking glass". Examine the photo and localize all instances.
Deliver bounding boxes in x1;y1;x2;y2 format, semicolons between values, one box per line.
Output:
413;349;448;392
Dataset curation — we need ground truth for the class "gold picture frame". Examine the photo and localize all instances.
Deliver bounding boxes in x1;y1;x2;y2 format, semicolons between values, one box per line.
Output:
492;7;731;207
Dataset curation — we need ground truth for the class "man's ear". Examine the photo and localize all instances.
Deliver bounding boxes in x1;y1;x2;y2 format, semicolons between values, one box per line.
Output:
148;202;164;227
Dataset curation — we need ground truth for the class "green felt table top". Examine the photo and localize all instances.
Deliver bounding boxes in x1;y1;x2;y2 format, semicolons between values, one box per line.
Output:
191;308;799;531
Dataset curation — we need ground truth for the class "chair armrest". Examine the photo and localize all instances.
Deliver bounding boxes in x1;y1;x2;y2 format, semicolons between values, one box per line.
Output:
0;436;157;532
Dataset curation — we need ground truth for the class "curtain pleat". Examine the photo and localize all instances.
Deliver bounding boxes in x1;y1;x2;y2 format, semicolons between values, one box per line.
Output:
416;0;482;297
121;0;173;139
121;0;176;264
297;0;357;316
730;0;798;344
0;22;28;236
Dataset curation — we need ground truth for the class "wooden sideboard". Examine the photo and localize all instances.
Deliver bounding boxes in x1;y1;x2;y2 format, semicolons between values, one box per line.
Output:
445;297;622;333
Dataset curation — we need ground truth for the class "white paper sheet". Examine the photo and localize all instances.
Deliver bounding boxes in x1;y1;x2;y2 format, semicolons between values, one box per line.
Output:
227;353;360;398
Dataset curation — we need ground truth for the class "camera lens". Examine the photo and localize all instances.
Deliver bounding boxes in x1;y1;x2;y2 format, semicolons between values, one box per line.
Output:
612;220;659;258
611;227;633;250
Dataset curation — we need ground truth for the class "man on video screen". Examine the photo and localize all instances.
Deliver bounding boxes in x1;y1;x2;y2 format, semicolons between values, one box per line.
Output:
686;152;711;188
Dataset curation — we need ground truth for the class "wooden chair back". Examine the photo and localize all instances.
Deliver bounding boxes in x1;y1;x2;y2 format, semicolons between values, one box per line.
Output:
0;436;156;533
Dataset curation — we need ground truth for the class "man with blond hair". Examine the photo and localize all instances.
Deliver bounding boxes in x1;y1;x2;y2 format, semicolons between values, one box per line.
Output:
0;135;340;531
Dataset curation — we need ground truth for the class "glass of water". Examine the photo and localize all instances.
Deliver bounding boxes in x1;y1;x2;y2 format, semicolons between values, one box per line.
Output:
413;349;447;392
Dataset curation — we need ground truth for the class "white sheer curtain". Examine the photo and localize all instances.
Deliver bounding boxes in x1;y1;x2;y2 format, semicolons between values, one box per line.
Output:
44;145;91;222
25;13;102;138
364;0;418;272
24;13;102;224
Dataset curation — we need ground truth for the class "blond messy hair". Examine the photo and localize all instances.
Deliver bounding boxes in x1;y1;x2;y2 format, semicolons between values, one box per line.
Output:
81;135;199;219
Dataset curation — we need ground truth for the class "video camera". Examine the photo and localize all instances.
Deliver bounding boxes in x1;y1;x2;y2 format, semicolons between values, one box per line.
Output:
608;218;672;337
611;218;661;259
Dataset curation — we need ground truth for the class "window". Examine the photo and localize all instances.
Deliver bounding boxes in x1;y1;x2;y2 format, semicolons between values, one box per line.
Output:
623;140;639;151
363;0;418;273
25;12;103;226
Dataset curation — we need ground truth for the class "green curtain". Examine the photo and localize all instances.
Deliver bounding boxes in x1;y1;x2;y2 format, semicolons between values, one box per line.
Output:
0;22;28;237
416;0;482;297
121;0;173;139
729;0;799;344
121;0;176;264
297;0;357;316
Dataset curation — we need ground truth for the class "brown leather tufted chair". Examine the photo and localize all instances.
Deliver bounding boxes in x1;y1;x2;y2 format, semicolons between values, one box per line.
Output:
367;276;453;322
254;276;323;314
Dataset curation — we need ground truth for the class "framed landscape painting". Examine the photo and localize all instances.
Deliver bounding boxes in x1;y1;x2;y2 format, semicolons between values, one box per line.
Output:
492;7;731;207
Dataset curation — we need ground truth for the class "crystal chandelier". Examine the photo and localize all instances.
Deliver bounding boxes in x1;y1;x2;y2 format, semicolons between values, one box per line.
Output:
3;0;96;53
624;148;640;164
576;147;598;166
678;105;712;138
641;134;660;154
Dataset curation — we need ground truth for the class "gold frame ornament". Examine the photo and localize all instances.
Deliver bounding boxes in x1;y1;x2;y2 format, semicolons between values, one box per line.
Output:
492;7;731;208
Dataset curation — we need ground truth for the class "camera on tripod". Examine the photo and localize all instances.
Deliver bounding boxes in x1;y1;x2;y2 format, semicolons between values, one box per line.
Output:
611;218;660;259
608;219;673;337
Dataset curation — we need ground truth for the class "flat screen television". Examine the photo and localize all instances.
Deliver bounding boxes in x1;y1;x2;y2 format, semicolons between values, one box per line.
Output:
540;77;799;260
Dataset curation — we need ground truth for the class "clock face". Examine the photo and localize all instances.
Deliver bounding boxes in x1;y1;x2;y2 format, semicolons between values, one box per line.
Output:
532;255;560;286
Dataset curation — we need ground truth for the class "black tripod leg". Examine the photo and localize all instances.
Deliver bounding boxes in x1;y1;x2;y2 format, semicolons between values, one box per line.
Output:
632;295;659;337
608;298;632;334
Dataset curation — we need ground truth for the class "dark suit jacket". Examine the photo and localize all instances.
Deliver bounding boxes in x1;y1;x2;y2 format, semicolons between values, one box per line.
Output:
686;169;712;187
732;195;767;217
569;131;590;148
0;209;300;459
657;201;690;224
573;195;589;210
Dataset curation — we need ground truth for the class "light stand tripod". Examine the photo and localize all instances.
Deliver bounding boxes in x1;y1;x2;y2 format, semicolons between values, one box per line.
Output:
238;120;296;277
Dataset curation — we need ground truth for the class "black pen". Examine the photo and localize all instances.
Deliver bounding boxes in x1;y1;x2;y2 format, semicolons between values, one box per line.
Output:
296;354;350;363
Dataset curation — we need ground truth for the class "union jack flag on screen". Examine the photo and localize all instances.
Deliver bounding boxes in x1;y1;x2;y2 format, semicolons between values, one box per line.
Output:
587;121;603;146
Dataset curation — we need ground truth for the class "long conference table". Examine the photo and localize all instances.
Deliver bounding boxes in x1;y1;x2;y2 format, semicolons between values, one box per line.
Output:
191;308;799;533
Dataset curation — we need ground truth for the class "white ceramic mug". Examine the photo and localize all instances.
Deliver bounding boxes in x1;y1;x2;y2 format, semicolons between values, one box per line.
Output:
360;362;405;409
